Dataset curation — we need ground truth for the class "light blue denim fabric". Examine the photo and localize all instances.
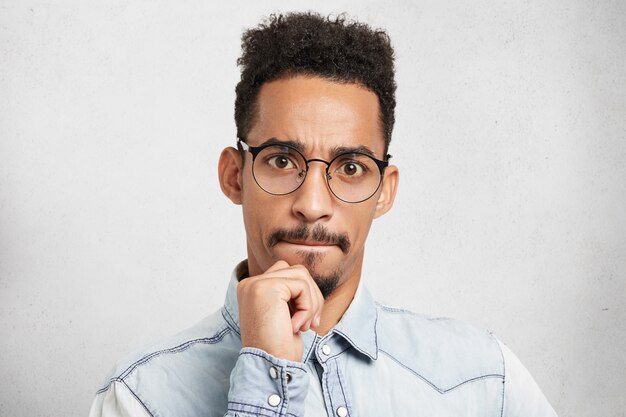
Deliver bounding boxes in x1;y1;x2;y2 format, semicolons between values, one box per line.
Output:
91;261;557;417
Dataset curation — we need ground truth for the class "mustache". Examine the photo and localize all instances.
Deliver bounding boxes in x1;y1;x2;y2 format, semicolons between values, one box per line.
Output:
267;224;351;253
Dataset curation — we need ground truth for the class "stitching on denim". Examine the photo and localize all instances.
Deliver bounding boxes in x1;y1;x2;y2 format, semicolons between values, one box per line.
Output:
240;350;307;372
375;302;417;315
228;401;298;417
120;328;231;379
491;333;506;417
227;408;274;417
331;303;379;361
376;302;449;321
222;307;241;335
373;307;379;359
335;362;351;416
279;363;288;417
228;400;279;414
379;348;504;394
227;405;275;417
97;327;231;394
303;335;317;362
317;341;350;362
235;351;298;415
333;330;372;360
118;379;155;417
323;360;335;416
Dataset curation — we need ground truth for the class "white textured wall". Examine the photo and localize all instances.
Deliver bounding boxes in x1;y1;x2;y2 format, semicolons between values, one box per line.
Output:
1;1;624;416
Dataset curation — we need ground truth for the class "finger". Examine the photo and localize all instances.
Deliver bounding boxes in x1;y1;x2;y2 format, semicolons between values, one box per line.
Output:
265;259;291;273
280;275;320;333
291;310;311;333
279;264;323;331
304;272;324;329
252;264;321;332
293;265;323;331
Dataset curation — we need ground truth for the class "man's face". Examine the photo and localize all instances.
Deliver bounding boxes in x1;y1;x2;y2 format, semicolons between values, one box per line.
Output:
221;75;398;297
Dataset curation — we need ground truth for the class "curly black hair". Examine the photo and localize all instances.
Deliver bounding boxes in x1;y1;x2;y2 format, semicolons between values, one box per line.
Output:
235;12;397;153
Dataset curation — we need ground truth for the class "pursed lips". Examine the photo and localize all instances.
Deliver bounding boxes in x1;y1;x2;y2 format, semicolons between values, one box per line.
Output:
281;239;337;248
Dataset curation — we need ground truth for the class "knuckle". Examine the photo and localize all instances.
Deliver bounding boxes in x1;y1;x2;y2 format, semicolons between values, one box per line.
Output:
237;278;272;300
236;280;249;296
275;260;290;268
293;264;309;275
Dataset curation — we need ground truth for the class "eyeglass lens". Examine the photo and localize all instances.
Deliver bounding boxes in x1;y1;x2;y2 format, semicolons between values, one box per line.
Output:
251;145;383;203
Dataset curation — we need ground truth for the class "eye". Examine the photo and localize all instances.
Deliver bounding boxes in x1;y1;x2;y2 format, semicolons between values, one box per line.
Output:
266;154;297;169
337;161;367;176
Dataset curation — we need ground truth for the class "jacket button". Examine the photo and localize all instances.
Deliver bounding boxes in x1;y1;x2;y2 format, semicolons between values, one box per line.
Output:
321;344;331;355
337;406;348;417
268;394;281;407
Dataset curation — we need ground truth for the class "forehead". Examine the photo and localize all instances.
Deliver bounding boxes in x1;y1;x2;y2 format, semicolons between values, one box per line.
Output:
247;76;385;158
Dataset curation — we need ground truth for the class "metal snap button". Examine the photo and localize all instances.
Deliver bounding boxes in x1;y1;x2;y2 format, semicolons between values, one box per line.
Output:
268;394;281;407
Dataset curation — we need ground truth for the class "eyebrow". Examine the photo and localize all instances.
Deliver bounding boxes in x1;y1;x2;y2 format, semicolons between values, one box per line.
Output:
258;137;305;152
257;138;378;159
330;145;376;158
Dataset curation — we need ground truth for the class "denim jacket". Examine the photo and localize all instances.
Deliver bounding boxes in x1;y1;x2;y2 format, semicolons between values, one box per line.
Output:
90;261;557;417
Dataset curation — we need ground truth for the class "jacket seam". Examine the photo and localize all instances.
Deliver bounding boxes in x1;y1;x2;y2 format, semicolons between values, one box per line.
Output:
279;362;289;417
491;333;506;417
97;380;154;417
116;379;155;417
376;302;455;322
335;360;351;416
228;400;298;417
239;350;307;372
302;334;317;363
222;307;241;335
323;361;335;417
97;327;232;394
378;348;504;394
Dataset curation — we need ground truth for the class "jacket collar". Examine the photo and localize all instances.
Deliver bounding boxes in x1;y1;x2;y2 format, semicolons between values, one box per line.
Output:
223;260;379;361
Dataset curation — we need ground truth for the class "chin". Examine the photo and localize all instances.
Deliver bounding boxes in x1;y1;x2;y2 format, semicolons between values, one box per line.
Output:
310;268;342;299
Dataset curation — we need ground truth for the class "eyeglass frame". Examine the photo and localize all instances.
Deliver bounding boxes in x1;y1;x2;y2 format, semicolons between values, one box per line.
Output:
236;137;392;204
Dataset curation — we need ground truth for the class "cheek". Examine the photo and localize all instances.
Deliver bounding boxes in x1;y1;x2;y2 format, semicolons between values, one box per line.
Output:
341;203;377;246
241;184;292;237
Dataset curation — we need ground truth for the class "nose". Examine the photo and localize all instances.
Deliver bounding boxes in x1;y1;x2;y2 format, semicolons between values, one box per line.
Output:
291;162;334;223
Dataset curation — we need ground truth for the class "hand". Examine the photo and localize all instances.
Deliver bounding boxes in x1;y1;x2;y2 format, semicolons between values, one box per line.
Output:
237;260;324;362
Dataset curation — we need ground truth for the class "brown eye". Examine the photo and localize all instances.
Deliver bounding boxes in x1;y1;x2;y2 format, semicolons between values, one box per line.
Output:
344;163;358;175
267;155;296;169
340;162;364;176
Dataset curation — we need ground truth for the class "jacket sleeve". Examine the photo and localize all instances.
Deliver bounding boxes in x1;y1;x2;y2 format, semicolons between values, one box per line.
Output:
88;380;153;417
225;347;309;417
499;340;558;417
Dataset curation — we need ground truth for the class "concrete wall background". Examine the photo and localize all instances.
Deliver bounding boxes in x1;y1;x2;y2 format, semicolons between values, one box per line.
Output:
1;1;624;416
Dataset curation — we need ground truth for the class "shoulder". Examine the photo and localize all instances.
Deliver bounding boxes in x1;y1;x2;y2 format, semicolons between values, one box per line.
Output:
374;301;505;392
96;307;239;394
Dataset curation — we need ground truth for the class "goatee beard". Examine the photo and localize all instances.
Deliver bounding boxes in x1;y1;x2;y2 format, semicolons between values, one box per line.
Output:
267;224;349;298
297;250;341;299
312;270;341;299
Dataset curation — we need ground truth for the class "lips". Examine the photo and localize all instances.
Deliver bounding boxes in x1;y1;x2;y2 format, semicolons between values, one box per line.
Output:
267;224;351;254
281;239;336;248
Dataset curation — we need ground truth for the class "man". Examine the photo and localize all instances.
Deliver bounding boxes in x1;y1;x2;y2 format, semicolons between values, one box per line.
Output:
89;12;557;417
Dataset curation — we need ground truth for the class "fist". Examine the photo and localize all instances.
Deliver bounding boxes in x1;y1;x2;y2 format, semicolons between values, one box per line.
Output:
237;260;324;362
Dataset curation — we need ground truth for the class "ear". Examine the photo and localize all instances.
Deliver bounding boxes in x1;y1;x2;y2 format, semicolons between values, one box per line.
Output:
374;165;399;219
218;147;244;205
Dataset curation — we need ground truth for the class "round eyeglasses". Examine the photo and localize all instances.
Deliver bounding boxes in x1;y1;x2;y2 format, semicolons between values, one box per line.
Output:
238;138;391;203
